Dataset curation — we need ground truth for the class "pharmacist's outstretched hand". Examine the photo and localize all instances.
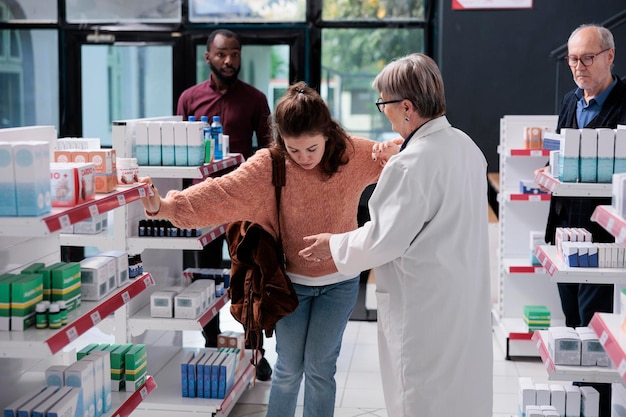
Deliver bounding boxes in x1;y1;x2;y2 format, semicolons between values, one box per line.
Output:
372;139;402;167
138;177;162;216
534;165;550;193
299;233;333;262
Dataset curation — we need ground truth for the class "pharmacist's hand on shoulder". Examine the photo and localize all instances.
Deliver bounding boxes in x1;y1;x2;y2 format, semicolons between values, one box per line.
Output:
372;140;401;167
138;177;162;216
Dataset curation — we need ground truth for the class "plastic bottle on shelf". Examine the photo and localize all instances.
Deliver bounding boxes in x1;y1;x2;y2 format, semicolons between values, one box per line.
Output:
211;116;223;160
35;302;48;329
48;303;62;329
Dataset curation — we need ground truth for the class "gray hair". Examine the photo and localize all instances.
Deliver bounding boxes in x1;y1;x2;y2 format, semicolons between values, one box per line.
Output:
569;24;615;50
372;53;446;119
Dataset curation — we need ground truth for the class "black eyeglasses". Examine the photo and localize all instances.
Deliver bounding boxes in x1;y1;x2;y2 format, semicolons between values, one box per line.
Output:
564;48;610;67
375;98;404;113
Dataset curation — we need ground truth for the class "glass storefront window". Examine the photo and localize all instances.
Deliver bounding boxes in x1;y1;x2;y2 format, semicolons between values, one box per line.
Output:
0;29;58;130
321;27;424;141
66;0;181;23
82;44;173;146
322;0;424;21
0;0;57;22
189;0;305;22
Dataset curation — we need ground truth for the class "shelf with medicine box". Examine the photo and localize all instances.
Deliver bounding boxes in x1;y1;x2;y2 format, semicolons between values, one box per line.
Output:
589;312;626;385
128;292;230;336
531;330;622;383
0;183;150;237
127;223;228;254
0;273;154;358
534;171;613;197
138;154;245;179
129;346;260;417
494;115;561;360
533;245;626;283
591;205;626;245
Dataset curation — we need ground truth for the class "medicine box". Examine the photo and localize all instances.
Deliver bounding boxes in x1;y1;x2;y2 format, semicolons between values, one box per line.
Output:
89;350;112;412
98;250;129;288
175;290;204;319
579;128;597;183
50;162;96;207
13;141;51;216
31;386;73;417
80;257;114;301
615;128;626;174
559;128;580;183
16;385;59;417
0;141;17;216
0;274;18;331
150;289;179;318
565;385;581;417
124;343;147;391
134;121;149;166
548;327;581;366
174;121;188;166
88;149;117;193
45;364;67;386
147;121;162;166
576;327;609;367
64;359;96;417
597;128;615;183
80;354;105;417
161;121;176;166
580;386;599;417
542;131;561;151
3;385;47;417
549;384;566;417
186;121;205;166
49;262;82;312
181;351;194;397
45;387;84;417
10;273;43;331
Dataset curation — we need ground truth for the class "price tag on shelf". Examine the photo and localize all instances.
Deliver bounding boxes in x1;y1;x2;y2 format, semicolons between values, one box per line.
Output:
90;311;102;325
138;187;147;198
59;214;71;229
529;150;542;157
88;204;99;217
200;236;208;246
139;386;148;399
212;307;218;316
143;275;154;287
536;339;541;349
210;231;216;240
618;359;626;377
528;195;542;202
116;194;127;207
544;357;551;370
599;330;608;346
548;263;555;276
65;327;79;342
121;291;131;304
618;227;626;244
607;218;615;234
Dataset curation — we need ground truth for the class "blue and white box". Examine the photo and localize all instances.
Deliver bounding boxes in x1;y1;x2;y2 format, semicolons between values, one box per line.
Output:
161;121;176;166
13;141;51;216
596;128;615;183
579;128;597;183
17;386;59;417
147;122;162;166
88;350;112;412
174;121;188;166
4;386;47;417
186;121;205;166
180;351;194;398
64;359;95;417
615;128;626;174
32;386;73;417
565;385;581;417
559;128;580;183
81;353;105;417
134;121;149;166
46;365;67;387
45;387;84;417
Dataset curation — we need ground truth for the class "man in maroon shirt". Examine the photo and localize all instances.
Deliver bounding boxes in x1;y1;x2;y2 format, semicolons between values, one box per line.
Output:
177;29;273;380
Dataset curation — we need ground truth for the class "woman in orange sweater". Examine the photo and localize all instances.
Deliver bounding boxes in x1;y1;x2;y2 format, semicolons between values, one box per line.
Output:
140;81;398;417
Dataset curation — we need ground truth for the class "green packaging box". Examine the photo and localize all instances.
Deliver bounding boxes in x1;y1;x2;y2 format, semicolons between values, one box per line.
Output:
523;305;551;320
0;274;18;330
124;344;147;381
49;262;82;312
77;343;100;360
20;263;48;301
11;274;43;331
110;344;133;380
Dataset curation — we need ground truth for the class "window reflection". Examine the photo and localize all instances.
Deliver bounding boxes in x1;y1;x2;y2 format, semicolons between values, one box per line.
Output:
189;0;305;22
66;0;181;23
322;0;424;20
0;0;57;22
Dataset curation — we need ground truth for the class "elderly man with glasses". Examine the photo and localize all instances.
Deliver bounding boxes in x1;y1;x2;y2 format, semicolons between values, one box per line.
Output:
536;23;626;417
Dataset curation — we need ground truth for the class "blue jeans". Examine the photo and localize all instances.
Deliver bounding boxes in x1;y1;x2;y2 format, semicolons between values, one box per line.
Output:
266;277;359;417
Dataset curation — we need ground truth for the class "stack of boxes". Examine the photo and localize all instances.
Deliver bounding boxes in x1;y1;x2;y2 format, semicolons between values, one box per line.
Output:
523;305;551;332
181;347;240;399
77;342;146;393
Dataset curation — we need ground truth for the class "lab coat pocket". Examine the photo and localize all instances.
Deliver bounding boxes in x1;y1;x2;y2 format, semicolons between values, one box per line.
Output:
376;291;392;341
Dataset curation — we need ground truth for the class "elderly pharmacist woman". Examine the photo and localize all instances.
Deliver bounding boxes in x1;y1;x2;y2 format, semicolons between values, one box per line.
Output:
299;53;493;417
139;81;398;417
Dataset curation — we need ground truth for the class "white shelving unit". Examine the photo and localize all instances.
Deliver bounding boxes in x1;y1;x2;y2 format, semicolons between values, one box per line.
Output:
111;117;253;416
0;126;158;416
494;115;561;359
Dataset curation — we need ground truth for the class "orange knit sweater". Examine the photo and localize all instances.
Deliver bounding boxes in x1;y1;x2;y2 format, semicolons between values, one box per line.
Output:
154;137;382;278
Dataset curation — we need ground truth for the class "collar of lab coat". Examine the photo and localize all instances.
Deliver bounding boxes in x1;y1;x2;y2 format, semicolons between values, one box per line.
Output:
402;115;451;150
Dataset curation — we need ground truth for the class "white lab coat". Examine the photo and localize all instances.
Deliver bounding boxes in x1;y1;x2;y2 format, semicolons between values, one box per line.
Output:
330;116;493;417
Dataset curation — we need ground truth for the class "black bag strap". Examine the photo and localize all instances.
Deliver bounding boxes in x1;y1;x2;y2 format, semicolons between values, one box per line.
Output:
269;148;287;268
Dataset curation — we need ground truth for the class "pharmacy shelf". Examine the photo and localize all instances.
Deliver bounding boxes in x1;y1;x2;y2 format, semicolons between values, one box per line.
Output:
533;245;626;283
128;293;230;336
499;191;551;202
591;205;626;244
0;273;155;358
131;346;259;417
502;257;546;274
589;312;626;383
127;224;227;253
497;146;551;157
492;315;539;359
534;171;612;197
138;154;245;179
531;330;621;383
0;183;150;237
